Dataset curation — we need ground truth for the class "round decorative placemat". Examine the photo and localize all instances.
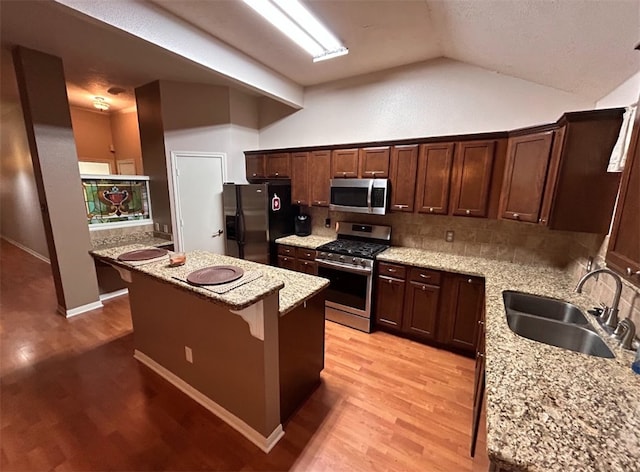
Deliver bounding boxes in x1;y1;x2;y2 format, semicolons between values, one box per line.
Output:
117;248;168;262
186;266;245;286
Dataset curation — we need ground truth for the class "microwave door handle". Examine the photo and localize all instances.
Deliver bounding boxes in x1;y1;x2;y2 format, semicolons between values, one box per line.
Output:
367;179;374;213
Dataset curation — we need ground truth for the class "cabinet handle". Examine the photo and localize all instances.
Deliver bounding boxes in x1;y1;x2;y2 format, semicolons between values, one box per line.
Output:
296;200;301;204
476;352;484;360
283;257;289;261
467;278;473;283
394;204;408;209
303;261;308;265
387;268;397;273
342;172;347;177
419;273;431;279
513;213;520;219
539;218;547;224
465;210;471;215
478;320;484;326
626;267;640;277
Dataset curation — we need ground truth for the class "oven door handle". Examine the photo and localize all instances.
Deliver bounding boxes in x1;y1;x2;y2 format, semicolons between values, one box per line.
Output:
367;179;374;213
315;259;372;275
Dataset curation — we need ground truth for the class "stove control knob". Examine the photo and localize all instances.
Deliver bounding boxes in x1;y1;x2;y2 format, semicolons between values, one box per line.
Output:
319;252;326;258
339;255;345;261
352;257;357;263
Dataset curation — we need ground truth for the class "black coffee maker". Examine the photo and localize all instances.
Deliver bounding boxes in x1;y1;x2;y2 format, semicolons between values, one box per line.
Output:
295;214;312;236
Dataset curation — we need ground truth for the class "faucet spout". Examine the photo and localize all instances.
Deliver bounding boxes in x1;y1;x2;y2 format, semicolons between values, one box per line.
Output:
575;268;623;329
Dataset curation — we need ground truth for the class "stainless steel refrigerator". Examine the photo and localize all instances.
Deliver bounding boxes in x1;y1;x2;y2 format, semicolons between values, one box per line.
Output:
223;181;295;265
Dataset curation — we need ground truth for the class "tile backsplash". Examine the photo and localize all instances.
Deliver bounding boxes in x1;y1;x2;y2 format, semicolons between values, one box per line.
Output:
304;206;640;327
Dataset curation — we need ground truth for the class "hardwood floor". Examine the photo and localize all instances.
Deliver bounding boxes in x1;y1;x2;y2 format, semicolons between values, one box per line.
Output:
0;239;488;471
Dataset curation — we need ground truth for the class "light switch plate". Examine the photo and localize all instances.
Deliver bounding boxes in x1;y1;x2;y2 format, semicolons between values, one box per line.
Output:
445;230;454;242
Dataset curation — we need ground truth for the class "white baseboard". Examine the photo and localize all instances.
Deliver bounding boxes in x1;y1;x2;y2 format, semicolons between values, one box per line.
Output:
60;300;104;318
1;236;50;264
133;349;284;453
99;288;128;301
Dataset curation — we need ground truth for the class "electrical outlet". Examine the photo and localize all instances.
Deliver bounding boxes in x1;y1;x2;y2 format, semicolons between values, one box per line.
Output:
445;230;454;242
325;218;331;228
154;222;160;231
185;346;193;363
163;224;169;233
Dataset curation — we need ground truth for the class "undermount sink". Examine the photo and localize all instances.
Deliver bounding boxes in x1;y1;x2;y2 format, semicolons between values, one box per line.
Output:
503;291;589;324
503;291;615;358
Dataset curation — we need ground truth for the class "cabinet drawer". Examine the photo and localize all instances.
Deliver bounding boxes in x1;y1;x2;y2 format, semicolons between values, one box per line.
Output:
378;262;406;279
296;247;316;261
278;255;296;270
409;268;441;286
277;245;295;256
296;259;318;275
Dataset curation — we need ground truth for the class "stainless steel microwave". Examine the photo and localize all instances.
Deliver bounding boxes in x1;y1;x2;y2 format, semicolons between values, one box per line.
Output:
329;178;390;215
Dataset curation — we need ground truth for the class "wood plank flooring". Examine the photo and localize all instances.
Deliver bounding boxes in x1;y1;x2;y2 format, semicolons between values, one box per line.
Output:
0;239;489;471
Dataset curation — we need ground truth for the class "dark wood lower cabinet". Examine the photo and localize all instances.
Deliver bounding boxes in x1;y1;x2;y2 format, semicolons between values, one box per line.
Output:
276;244;318;275
375;275;405;331
403;281;439;341
374;263;484;355
471;312;485;457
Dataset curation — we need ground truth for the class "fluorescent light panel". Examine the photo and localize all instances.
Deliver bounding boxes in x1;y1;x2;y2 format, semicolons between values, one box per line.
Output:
243;0;348;61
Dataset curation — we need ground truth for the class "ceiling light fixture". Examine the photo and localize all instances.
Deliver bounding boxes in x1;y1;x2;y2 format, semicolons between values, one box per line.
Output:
243;0;348;62
93;97;110;111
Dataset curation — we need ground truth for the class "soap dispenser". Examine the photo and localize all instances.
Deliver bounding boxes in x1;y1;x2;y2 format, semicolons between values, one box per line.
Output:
632;345;640;375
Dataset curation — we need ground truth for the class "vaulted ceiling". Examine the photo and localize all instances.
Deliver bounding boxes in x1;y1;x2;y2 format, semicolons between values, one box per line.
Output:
1;0;638;112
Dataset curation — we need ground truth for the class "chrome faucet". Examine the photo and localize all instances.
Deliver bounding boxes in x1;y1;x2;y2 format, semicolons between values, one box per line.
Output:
575;268;623;330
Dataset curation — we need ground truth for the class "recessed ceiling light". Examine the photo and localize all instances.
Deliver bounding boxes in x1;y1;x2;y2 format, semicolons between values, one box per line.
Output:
93;97;110;111
243;0;348;62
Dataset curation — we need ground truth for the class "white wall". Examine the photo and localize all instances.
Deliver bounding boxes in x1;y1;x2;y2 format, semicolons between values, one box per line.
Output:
0;48;49;260
258;58;595;149
595;71;640;108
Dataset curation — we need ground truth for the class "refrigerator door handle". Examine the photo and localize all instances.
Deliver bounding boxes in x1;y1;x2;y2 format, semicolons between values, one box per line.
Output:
236;211;246;258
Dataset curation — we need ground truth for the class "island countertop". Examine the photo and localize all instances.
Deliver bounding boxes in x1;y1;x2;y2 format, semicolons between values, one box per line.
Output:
377;247;640;472
90;245;329;315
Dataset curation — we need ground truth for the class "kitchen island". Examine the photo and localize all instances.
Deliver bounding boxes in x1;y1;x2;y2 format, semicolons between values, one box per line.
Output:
90;245;329;453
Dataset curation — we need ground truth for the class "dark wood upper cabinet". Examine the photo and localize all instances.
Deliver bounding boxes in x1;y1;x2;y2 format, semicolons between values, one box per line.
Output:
265;152;290;178
291;152;309;206
389;145;419;212
359;146;390;178
499;130;554;223
246;154;265;180
309;150;331;207
331;149;359;178
450;140;495;217
539;109;624;233
415;143;455;215
607;103;640;284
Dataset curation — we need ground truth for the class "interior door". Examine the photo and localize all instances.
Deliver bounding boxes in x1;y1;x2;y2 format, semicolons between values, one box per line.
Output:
173;153;226;253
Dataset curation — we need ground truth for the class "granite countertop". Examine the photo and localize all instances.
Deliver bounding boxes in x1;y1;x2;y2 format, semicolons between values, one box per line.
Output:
378;247;640;472
91;232;173;250
90;244;328;315
275;234;335;249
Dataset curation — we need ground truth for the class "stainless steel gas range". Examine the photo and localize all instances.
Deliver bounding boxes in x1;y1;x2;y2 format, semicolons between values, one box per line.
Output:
315;222;391;332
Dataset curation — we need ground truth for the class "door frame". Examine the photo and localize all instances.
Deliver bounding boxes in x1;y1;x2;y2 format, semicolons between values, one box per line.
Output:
168;151;228;251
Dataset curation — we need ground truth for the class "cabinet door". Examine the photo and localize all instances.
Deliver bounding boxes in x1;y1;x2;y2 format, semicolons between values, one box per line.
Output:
415;143;454;215
499;131;553;223
246;154;265;180
266;153;291;178
296;259;318;275
442;275;485;352
278;255;296;271
470;312;485;457
450;141;495;217
375;276;405;332
331;149;359;178
309;150;331;206
402;281;439;341
607;104;640;283
389;145;418;212
359;146;390;178
291;152;309;205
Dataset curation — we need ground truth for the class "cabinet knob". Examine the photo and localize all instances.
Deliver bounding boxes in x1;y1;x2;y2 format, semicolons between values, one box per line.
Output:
275;172;279;176
539;218;547;224
421;285;426;291
467;278;473;283
626;267;640;277
387;268;397;273
419;273;430;279
296;200;301;204
476;352;484;360
465;210;471;215
429;207;434;213
478;320;484;326
513;213;520;219
342;172;346;177
387;279;392;284
252;173;257;177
